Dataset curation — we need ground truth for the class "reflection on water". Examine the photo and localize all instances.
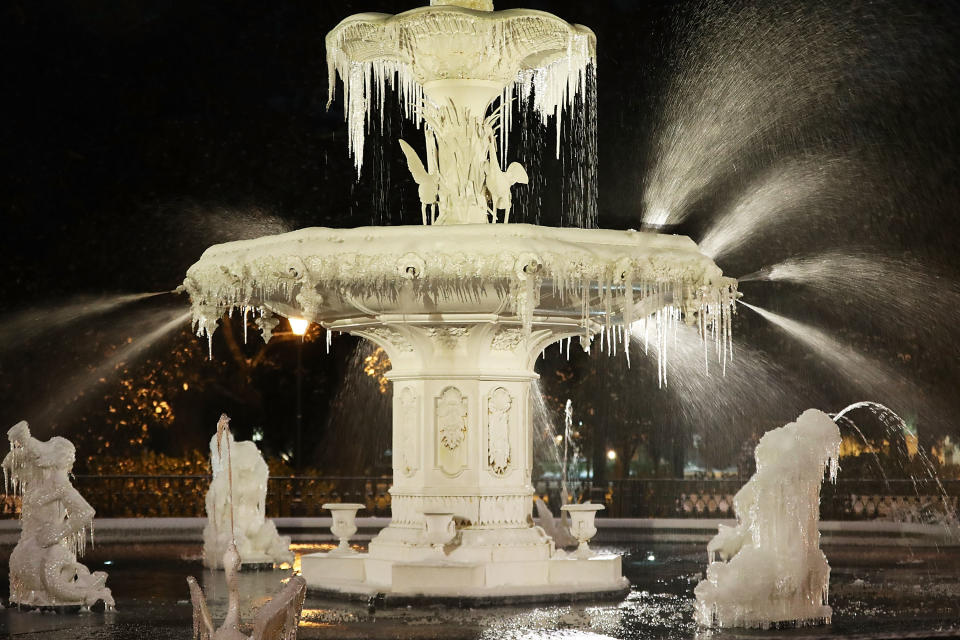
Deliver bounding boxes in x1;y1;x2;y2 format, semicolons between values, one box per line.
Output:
0;542;958;639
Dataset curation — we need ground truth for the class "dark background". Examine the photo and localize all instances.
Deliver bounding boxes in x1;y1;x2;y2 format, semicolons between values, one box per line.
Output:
1;0;958;473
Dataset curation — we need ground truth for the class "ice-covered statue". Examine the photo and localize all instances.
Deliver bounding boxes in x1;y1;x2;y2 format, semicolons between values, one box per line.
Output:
695;409;841;628
3;420;114;610
203;414;292;569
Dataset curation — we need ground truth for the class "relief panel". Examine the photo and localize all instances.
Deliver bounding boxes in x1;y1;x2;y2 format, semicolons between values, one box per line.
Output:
487;387;512;476
396;386;419;477
435;386;468;476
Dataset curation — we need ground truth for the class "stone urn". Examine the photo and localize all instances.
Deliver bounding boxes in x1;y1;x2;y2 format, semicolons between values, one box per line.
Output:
323;503;365;555
561;503;604;558
422;512;456;551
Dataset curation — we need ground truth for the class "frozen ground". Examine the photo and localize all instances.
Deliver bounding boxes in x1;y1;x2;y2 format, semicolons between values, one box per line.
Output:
0;542;959;639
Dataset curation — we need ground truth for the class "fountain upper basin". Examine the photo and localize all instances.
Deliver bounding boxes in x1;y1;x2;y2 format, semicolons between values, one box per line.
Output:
183;223;736;346
326;6;595;88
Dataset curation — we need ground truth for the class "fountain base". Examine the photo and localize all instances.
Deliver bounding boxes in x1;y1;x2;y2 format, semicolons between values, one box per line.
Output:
301;545;628;605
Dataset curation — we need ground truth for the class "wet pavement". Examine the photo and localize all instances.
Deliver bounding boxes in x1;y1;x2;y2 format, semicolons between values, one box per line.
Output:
1;542;959;639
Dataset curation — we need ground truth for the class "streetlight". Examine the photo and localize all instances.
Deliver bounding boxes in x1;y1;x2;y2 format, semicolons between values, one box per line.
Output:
289;317;309;471
289;317;310;335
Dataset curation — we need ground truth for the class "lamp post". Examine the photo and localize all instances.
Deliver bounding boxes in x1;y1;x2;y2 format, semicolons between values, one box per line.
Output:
289;317;309;470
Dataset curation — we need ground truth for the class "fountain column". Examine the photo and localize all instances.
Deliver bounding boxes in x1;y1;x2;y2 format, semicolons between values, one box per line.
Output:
299;305;628;598
362;322;543;562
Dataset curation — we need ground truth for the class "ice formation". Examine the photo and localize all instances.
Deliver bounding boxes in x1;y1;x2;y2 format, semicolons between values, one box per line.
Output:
3;421;114;610
184;224;737;372
694;409;841;628
202;415;292;569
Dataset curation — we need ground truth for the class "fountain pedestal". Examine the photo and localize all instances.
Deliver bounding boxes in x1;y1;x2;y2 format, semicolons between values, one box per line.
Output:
301;314;628;602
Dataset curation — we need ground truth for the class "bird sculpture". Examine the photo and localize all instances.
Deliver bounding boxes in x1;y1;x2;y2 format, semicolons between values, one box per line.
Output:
485;147;528;224
187;542;306;640
398;138;440;225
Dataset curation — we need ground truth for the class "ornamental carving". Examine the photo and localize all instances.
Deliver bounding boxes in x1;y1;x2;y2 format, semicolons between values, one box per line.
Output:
362;327;414;353
437;387;468;450
390;494;532;528
426;326;470;350
487;387;512;475
397;387;419;477
490;327;524;351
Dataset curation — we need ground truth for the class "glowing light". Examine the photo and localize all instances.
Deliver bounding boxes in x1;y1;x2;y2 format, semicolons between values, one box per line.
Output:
289;317;310;335
555;434;564;445
606;449;616;461
647;554;655;561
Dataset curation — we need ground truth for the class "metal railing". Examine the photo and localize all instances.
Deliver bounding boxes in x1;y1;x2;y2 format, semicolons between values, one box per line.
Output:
1;476;956;522
535;477;960;522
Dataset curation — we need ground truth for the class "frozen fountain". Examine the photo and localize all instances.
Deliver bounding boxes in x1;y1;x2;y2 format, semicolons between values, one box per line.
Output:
203;415;293;569
3;421;114;610
694;409;842;628
183;0;736;602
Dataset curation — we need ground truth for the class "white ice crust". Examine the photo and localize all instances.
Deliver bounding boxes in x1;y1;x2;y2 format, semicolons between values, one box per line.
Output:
326;2;595;174
183;223;737;367
3;421;114;609
202;428;293;569
695;409;842;628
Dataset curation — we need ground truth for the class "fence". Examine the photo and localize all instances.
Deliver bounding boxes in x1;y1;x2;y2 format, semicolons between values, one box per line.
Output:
536;477;960;523
1;476;957;522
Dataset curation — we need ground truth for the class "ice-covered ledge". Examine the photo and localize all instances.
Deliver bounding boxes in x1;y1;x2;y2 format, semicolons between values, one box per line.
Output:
183;224;736;346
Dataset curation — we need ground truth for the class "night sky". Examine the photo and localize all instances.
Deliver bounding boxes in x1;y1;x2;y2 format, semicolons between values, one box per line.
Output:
2;1;959;468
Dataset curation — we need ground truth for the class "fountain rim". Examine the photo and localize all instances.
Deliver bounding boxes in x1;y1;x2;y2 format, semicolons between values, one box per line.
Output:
192;223;711;260
325;5;597;58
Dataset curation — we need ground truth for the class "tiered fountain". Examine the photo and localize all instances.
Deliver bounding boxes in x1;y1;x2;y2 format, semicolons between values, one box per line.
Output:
183;0;736;603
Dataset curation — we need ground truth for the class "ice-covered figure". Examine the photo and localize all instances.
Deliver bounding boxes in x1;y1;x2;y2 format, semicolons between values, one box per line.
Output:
203;415;292;569
694;409;841;628
2;420;113;610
